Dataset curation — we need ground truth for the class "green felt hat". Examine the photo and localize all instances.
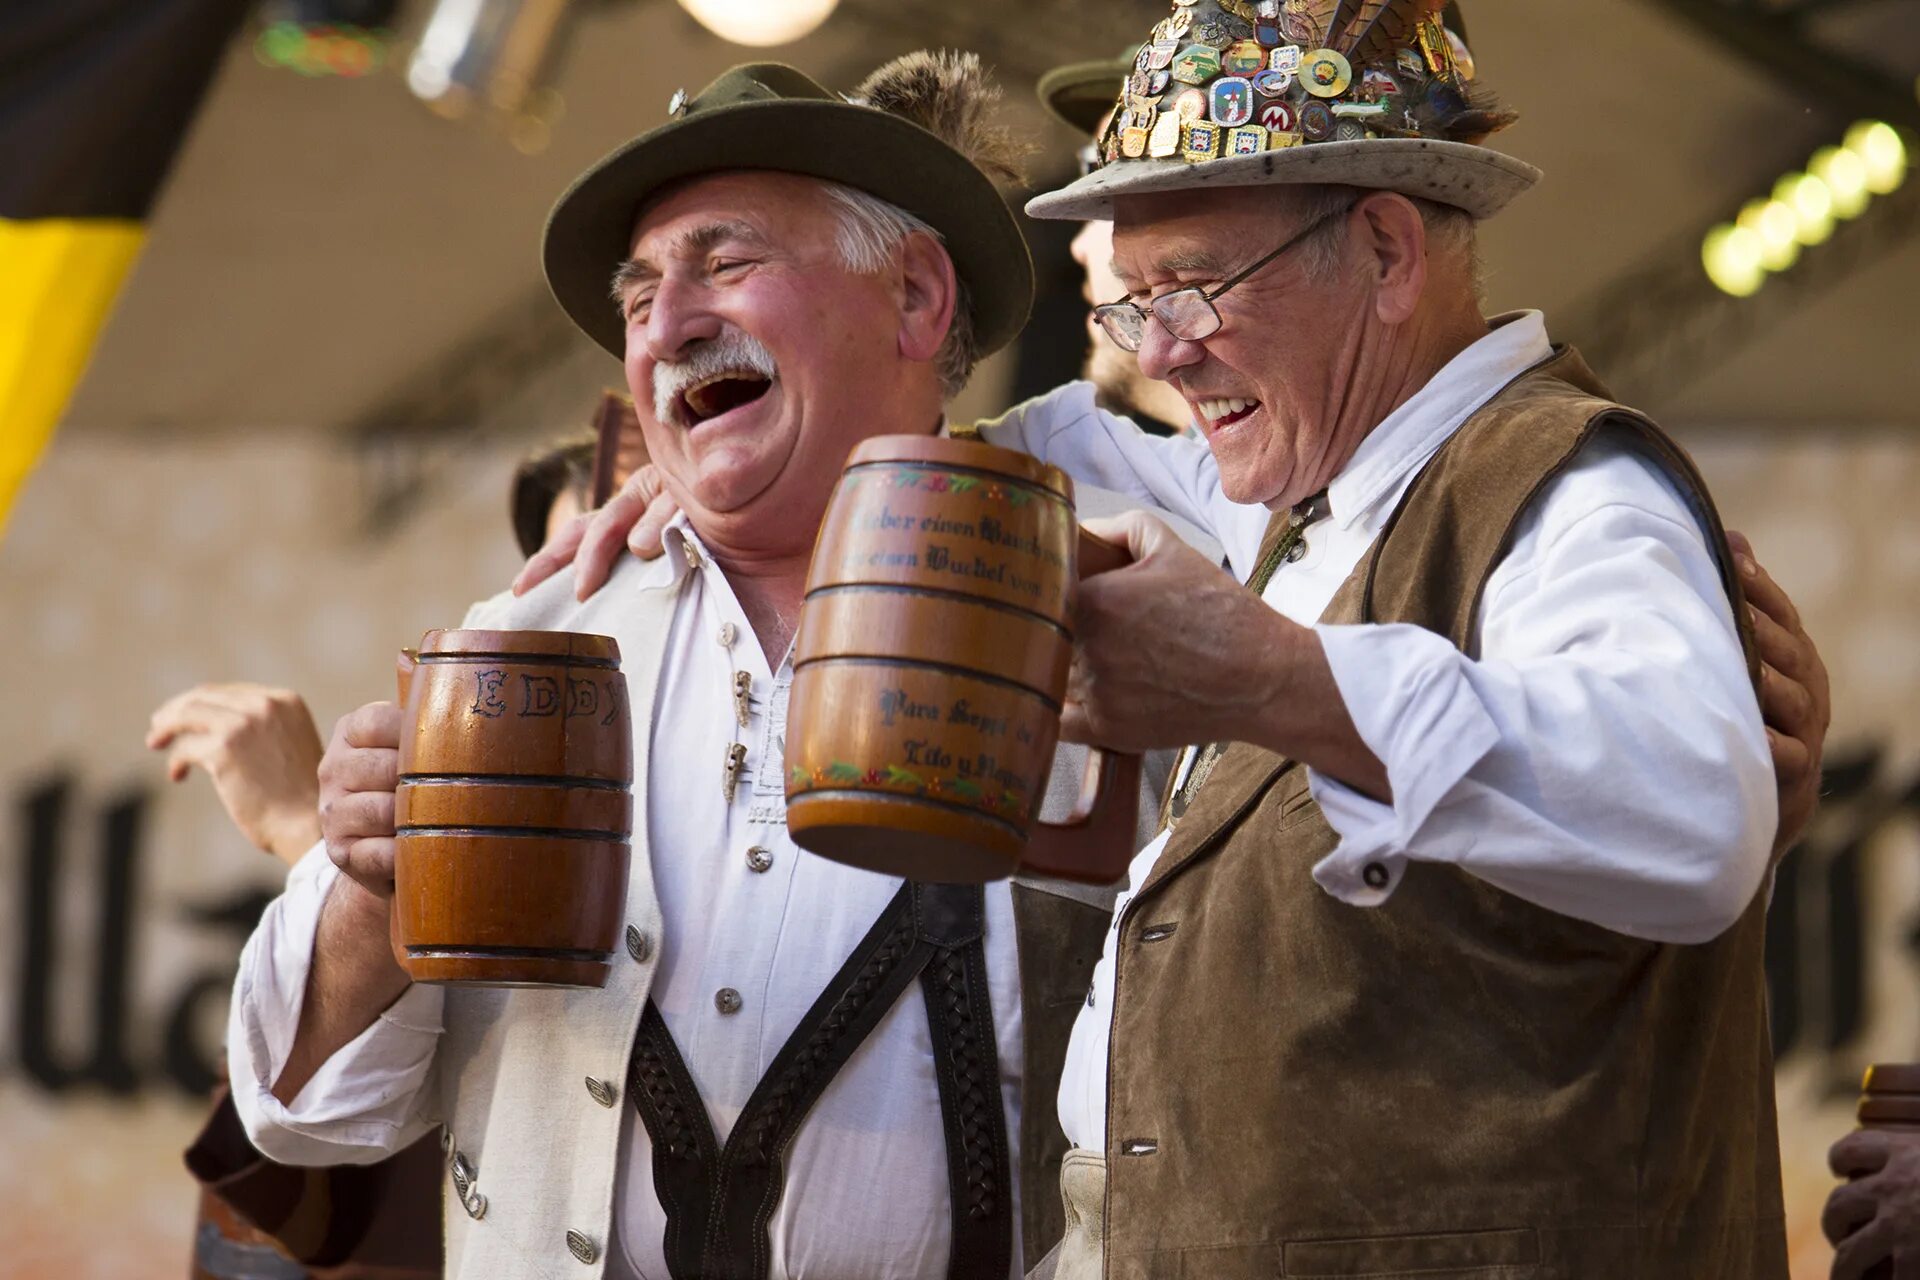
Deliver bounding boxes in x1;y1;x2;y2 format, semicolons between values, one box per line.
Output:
1027;0;1538;223
544;61;1034;362
1036;51;1135;134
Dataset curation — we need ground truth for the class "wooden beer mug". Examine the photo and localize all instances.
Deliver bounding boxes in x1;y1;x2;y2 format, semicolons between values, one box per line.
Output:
392;629;633;987
785;435;1140;884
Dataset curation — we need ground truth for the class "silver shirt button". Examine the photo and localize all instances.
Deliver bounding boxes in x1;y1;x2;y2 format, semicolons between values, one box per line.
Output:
566;1229;598;1264
745;845;774;873
626;925;652;963
585;1076;617;1107
714;987;743;1015
682;541;703;571
717;622;737;648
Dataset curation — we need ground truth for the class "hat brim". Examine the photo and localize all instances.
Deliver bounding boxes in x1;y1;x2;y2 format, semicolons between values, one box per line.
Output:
544;99;1034;362
1025;138;1541;222
1036;60;1129;134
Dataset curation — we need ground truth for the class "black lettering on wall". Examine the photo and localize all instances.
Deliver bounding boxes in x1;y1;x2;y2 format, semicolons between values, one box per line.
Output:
16;778;144;1095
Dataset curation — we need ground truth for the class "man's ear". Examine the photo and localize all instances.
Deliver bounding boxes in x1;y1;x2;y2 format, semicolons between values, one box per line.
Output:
1353;193;1428;326
897;231;958;365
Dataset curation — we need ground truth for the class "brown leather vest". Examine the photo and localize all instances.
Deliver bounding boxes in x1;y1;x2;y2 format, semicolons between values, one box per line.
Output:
1100;348;1788;1279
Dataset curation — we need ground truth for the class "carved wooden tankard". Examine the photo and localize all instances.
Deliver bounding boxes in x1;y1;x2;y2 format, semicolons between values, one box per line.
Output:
392;629;633;987
785;435;1138;884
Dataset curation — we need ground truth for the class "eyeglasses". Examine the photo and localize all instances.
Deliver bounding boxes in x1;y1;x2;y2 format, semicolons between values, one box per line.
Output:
1090;203;1354;353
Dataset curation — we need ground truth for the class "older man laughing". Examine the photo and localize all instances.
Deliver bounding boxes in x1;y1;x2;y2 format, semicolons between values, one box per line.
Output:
225;53;1211;1280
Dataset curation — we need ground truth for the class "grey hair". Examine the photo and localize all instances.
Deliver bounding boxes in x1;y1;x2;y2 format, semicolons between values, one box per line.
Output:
1285;184;1485;304
820;181;978;400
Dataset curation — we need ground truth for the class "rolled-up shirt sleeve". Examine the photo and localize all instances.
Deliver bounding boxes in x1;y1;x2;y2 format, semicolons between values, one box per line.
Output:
228;844;445;1165
975;381;1273;579
1305;444;1778;945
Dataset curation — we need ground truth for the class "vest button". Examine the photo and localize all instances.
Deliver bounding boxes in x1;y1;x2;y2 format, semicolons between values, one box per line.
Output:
585;1076;617;1107
1362;861;1390;890
746;844;774;873
715;987;743;1015
566;1230;598;1264
626;925;653;963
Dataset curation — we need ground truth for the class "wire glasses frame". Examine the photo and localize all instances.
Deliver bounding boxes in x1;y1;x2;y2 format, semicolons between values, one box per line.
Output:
1090;203;1355;353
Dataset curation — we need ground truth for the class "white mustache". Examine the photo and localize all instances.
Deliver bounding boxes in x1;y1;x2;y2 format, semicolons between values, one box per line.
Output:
652;329;778;426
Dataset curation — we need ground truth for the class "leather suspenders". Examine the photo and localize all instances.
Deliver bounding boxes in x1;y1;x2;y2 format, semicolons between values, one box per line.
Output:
627;882;1012;1280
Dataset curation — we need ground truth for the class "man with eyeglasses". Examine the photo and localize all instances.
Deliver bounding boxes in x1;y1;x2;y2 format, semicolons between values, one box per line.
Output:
981;2;1797;1275
529;7;1817;1273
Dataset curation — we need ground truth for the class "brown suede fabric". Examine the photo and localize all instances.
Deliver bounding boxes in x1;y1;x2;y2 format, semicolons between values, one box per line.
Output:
1099;348;1788;1279
185;1087;442;1277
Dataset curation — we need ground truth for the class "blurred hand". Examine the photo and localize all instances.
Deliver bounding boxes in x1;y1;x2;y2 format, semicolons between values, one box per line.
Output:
317;701;404;896
512;463;679;601
1826;1128;1920;1279
1728;531;1830;858
146;683;324;866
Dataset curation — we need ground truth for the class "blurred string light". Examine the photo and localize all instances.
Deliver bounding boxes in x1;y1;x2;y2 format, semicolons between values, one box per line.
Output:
254;0;400;78
676;0;838;47
1703;119;1908;297
406;0;579;153
255;22;387;77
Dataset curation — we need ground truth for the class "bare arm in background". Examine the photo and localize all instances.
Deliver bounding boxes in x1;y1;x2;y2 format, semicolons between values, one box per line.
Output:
147;683;325;865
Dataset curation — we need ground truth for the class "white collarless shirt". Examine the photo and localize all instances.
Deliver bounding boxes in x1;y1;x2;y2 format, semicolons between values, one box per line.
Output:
979;312;1775;1152
227;516;1027;1279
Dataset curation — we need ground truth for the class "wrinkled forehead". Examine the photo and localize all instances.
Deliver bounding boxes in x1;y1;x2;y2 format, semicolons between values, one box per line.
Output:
624;169;835;264
1108;186;1303;283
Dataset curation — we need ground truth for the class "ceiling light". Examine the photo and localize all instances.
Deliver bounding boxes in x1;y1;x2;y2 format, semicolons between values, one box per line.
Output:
1809;145;1871;219
1700;121;1908;297
1702;224;1766;298
1773;173;1833;246
676;0;838;46
1738;198;1800;271
1845;120;1908;195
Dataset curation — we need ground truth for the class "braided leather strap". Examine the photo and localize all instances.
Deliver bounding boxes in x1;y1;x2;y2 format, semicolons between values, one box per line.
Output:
629;1000;722;1275
625;882;1009;1280
921;930;1014;1279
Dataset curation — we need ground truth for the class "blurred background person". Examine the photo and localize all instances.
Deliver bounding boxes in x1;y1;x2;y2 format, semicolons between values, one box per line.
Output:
509;433;596;558
1034;50;1192;436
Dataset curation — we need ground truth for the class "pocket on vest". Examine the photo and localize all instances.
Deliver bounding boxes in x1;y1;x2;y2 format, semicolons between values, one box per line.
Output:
1282;1226;1540;1276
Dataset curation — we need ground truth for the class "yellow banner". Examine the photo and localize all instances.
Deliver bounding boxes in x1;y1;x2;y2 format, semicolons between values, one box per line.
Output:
0;216;144;535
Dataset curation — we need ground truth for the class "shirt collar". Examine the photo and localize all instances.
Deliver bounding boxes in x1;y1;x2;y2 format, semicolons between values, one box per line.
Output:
659;511;706;583
1325;310;1553;530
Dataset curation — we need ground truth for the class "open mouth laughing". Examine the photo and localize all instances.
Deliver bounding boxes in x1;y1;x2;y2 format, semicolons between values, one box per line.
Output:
675;370;773;428
1193;395;1261;431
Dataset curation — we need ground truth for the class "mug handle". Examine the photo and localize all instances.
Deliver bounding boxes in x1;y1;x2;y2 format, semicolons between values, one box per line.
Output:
1021;527;1142;886
396;647;419;708
389;647;420;972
